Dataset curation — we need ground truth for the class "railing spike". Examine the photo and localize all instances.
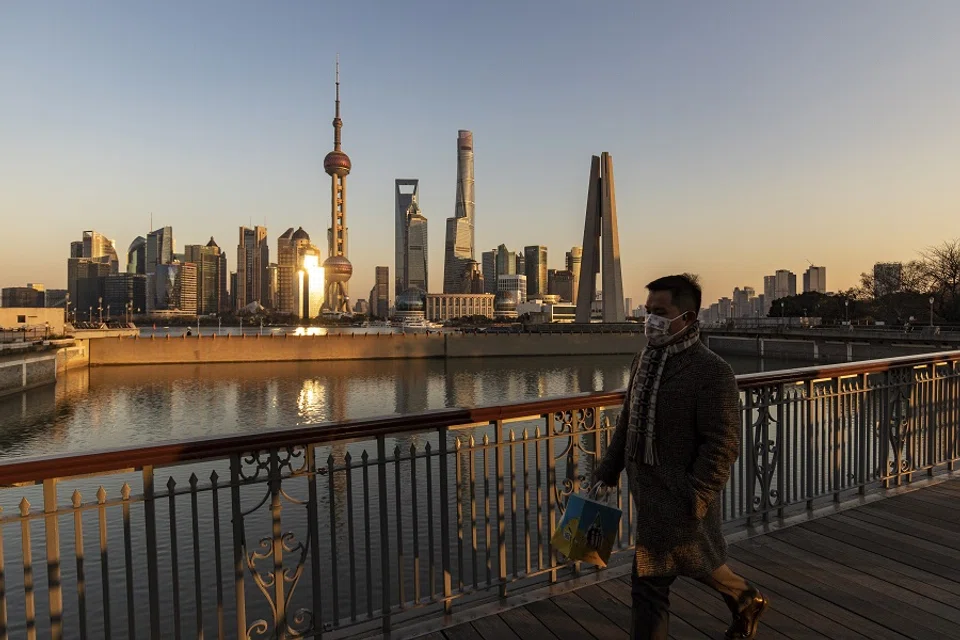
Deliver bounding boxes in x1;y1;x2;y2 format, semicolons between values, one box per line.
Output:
410;442;417;456
210;469;219;484
483;434;490;445
345;451;353;464
122;483;132;499
509;430;516;442
189;473;199;487
166;477;176;492
72;489;82;508
522;428;528;440
19;496;30;516
425;442;432;454
97;486;107;503
361;450;369;462
469;435;476;447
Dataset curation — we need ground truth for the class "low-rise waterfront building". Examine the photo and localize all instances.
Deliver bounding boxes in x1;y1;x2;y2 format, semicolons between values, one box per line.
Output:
425;293;495;322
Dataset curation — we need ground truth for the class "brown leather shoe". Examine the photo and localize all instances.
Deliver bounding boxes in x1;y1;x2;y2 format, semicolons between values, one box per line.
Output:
725;589;768;639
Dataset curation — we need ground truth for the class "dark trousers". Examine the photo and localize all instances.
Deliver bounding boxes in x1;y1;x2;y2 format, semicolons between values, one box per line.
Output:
630;564;751;639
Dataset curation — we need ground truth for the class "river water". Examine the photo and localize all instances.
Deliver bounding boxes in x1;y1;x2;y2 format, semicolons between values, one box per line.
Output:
0;352;805;461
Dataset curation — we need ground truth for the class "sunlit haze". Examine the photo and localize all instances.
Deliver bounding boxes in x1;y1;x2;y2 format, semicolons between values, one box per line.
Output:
2;1;958;305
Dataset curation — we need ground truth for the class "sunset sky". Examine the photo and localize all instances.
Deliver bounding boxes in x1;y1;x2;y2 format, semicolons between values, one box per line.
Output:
2;1;958;306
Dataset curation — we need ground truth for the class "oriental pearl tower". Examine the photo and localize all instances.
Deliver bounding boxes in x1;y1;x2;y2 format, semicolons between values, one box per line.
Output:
322;56;353;313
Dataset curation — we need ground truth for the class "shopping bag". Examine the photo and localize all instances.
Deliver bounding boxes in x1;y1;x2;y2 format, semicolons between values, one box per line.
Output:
550;484;622;567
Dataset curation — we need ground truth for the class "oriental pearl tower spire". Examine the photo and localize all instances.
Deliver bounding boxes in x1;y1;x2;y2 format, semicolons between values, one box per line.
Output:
322;55;353;313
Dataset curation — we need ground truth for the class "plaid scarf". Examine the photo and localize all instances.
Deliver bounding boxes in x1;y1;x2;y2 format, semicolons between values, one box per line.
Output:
625;322;701;466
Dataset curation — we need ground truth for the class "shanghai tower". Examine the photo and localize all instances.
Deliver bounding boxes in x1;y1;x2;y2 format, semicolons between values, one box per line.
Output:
443;130;475;293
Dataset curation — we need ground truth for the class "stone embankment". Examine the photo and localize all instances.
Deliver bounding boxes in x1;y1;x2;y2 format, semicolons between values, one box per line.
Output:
87;331;647;366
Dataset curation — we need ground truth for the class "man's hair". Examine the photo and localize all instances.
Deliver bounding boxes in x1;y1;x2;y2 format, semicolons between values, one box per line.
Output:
646;273;702;314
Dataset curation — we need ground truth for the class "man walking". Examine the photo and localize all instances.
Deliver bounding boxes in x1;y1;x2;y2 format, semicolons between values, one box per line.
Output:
595;274;767;639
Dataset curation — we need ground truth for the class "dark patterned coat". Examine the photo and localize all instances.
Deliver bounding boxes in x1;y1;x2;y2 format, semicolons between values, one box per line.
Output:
596;341;741;578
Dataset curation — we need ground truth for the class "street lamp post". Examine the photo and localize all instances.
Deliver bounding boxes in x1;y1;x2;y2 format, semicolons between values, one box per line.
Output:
98;297;103;325
106;305;111;322
845;299;849;323
65;293;71;324
89;306;93;322
930;296;935;327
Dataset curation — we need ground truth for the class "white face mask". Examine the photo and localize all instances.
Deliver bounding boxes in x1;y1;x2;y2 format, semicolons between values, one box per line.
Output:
644;313;686;341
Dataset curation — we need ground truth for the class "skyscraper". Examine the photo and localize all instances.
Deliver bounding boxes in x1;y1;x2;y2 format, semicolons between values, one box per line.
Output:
296;244;325;319
146;227;174;274
774;269;797;300
374;266;390;317
803;266;827;294
481;251;497;295
322;57;354;313
575;154;624;323
524;246;548;298
495;244;515;277
237;226;268;309
566;247;582;305
185;238;225;316
405;195;428;292
277;227;313;315
67;230;120;308
153;263;198;314
443;130;475;293
395;179;419;295
127;237;147;275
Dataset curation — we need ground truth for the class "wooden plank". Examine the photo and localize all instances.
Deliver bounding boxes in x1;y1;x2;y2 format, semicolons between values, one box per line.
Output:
499;606;559;639
443;623;485;640
801;518;960;586
574;584;631;632
753;534;960;630
417;633;447;640
829;513;960;565
842;507;960;558
469;614;522;640
727;549;909;640
737;537;957;639
597;577;710;639
679;575;821;639
662;585;733;639
772;524;960;607
524;598;595;640
550;591;627;639
879;492;960;527
861;499;960;542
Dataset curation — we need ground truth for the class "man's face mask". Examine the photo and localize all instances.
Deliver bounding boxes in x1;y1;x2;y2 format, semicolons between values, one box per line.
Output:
644;312;687;341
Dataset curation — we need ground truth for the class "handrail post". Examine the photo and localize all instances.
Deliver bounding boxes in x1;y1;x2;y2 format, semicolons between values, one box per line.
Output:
377;436;392;633
143;465;161;638
438;427;453;614
229;454;247;635
42;478;62;640
493;420;507;598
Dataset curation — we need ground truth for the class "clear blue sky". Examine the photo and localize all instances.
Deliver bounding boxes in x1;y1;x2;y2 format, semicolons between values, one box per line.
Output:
2;1;958;306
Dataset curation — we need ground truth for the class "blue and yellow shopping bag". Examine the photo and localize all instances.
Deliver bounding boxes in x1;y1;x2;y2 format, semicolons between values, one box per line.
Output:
550;485;622;567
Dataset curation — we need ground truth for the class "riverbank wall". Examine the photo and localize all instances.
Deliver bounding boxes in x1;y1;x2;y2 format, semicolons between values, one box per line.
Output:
0;340;87;397
703;333;951;363
87;332;647;366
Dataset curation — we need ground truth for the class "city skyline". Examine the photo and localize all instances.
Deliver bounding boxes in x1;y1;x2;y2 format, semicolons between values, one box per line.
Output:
3;3;960;304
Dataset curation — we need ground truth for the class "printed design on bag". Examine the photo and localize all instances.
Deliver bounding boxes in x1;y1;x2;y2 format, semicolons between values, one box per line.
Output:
585;513;604;550
562;519;577;542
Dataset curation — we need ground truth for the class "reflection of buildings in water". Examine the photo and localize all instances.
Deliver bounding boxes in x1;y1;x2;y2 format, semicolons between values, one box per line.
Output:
522;368;547;400
324;373;349;424
443;360;477;408
394;360;429;415
297;378;328;423
0;384;71;455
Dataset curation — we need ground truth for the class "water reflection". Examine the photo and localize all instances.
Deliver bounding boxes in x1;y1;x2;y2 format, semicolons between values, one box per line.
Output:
0;354;805;460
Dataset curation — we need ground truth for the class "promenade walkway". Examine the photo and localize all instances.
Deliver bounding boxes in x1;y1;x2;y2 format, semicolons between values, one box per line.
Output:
420;476;960;640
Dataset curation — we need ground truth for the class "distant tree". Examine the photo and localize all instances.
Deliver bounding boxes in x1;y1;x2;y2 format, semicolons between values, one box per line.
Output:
918;239;960;321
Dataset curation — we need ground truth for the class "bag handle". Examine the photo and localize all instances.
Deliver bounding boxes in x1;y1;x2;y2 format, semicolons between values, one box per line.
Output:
588;481;607;501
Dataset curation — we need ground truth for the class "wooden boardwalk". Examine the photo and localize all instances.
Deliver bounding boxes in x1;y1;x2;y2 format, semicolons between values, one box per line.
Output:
421;477;960;639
